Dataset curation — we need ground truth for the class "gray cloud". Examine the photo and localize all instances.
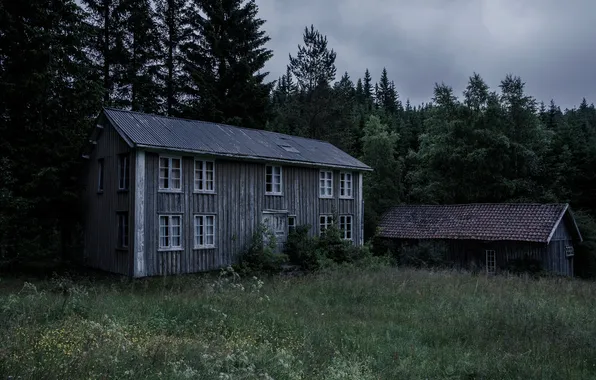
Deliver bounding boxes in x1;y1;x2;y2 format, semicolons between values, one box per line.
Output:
256;0;596;109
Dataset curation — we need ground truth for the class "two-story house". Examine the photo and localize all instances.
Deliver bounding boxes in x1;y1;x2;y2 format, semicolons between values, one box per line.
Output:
82;108;371;277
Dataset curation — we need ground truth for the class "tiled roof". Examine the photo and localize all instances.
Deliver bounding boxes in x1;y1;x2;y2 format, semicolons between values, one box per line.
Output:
377;203;579;243
101;108;371;171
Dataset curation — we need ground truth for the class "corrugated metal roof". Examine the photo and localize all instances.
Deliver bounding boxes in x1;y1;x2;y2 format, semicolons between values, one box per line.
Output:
378;203;582;243
102;107;371;171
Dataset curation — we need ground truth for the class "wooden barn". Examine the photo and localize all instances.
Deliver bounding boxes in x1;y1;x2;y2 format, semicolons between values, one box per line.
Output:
377;203;583;276
81;108;371;277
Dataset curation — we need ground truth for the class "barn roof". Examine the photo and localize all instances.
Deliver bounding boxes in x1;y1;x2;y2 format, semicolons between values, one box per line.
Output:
100;108;371;171
377;203;583;243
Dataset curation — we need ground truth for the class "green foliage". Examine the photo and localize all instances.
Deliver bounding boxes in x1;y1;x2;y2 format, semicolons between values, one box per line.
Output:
240;223;287;273
3;267;596;378
397;241;450;269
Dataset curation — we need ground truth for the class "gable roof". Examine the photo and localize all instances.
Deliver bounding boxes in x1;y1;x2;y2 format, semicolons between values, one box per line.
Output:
377;203;583;243
100;108;371;171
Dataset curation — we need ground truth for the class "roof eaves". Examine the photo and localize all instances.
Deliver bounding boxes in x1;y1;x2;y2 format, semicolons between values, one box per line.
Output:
136;143;373;171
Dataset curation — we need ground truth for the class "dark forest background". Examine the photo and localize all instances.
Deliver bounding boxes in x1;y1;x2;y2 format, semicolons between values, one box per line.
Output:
2;0;596;276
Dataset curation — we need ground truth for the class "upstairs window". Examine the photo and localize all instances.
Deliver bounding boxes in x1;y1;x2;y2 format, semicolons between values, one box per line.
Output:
97;158;104;192
117;212;129;248
195;215;216;248
266;165;282;195
195;160;215;192
319;215;333;235
339;215;352;240
288;216;296;233
118;154;130;190
319;171;333;198
159;215;182;250
159;156;182;191
340;172;353;198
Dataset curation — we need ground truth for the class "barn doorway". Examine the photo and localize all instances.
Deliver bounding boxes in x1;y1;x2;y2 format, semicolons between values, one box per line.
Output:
262;212;287;253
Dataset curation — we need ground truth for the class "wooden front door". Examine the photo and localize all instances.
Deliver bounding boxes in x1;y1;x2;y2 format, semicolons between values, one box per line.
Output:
262;213;287;253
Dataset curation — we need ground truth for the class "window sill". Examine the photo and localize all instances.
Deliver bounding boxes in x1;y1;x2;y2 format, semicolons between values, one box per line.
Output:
117;189;129;193
265;193;283;197
158;248;183;252
319;196;334;199
339;196;354;200
158;189;183;193
194;246;216;250
194;191;216;195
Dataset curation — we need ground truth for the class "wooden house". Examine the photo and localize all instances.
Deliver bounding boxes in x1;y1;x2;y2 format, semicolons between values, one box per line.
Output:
377;203;583;276
81;108;371;277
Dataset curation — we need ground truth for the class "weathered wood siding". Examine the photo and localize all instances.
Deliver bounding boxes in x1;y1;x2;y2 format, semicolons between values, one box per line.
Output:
386;220;576;276
82;123;132;275
141;153;364;276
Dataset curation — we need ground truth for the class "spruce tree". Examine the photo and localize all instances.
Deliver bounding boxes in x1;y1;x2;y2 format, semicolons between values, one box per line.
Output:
182;0;273;128
155;0;189;116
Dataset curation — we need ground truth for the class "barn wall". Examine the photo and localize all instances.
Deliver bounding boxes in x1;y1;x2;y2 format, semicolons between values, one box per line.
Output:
82;123;132;275
142;153;364;276
544;221;574;276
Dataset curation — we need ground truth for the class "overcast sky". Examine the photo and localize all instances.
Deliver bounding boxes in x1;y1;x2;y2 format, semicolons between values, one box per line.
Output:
256;0;596;110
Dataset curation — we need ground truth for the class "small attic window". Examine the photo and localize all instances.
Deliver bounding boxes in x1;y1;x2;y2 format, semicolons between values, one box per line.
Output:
279;144;299;153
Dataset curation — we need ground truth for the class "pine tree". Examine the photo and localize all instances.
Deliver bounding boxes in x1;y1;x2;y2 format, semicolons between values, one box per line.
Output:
155;0;189;116
182;0;273;128
114;0;162;112
288;25;337;92
0;0;103;259
363;68;373;102
375;67;399;114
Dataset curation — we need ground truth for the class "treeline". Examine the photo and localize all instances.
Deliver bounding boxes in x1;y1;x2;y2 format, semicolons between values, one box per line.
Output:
1;0;596;275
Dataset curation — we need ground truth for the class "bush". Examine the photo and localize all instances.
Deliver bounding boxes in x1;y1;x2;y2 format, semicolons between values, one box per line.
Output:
398;240;449;269
285;223;372;270
240;223;288;273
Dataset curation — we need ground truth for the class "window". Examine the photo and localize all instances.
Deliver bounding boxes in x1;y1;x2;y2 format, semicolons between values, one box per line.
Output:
194;215;216;248
195;160;215;192
486;250;496;274
339;215;352;240
319;215;333;235
565;246;575;257
319;171;333;198
288;216;296;233
117;212;129;248
118;154;129;190
340;172;353;198
97;158;104;192
159;156;182;191
159;215;182;250
266;165;282;195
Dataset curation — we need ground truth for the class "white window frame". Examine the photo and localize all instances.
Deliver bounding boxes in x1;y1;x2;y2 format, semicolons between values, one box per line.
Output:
319;215;333;235
339;172;353;199
339;215;353;240
319;170;333;198
97;158;104;192
265;165;283;195
118;154;130;190
194;159;215;193
565;245;575;257
159;156;182;192
486;250;496;274
117;212;129;248
158;214;183;251
194;214;216;249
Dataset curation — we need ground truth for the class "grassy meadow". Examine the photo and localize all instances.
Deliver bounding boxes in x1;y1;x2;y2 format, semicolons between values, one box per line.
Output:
1;264;596;379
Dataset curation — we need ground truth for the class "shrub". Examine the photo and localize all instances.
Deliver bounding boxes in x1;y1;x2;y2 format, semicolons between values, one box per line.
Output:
285;225;320;270
240;223;288;273
398;240;450;269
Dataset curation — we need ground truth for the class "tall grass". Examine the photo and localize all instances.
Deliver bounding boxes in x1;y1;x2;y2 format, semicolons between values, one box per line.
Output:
1;265;596;379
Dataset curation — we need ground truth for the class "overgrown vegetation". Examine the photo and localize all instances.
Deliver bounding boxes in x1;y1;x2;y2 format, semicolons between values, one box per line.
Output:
2;266;596;379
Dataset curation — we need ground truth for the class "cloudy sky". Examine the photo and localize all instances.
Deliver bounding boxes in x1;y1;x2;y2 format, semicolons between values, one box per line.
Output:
256;0;596;110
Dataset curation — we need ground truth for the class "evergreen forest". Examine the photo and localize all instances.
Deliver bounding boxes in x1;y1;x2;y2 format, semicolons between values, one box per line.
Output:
2;0;596;276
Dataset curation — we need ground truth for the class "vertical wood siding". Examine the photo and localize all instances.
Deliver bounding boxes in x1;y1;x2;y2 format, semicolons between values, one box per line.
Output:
83;123;131;275
140;154;364;276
